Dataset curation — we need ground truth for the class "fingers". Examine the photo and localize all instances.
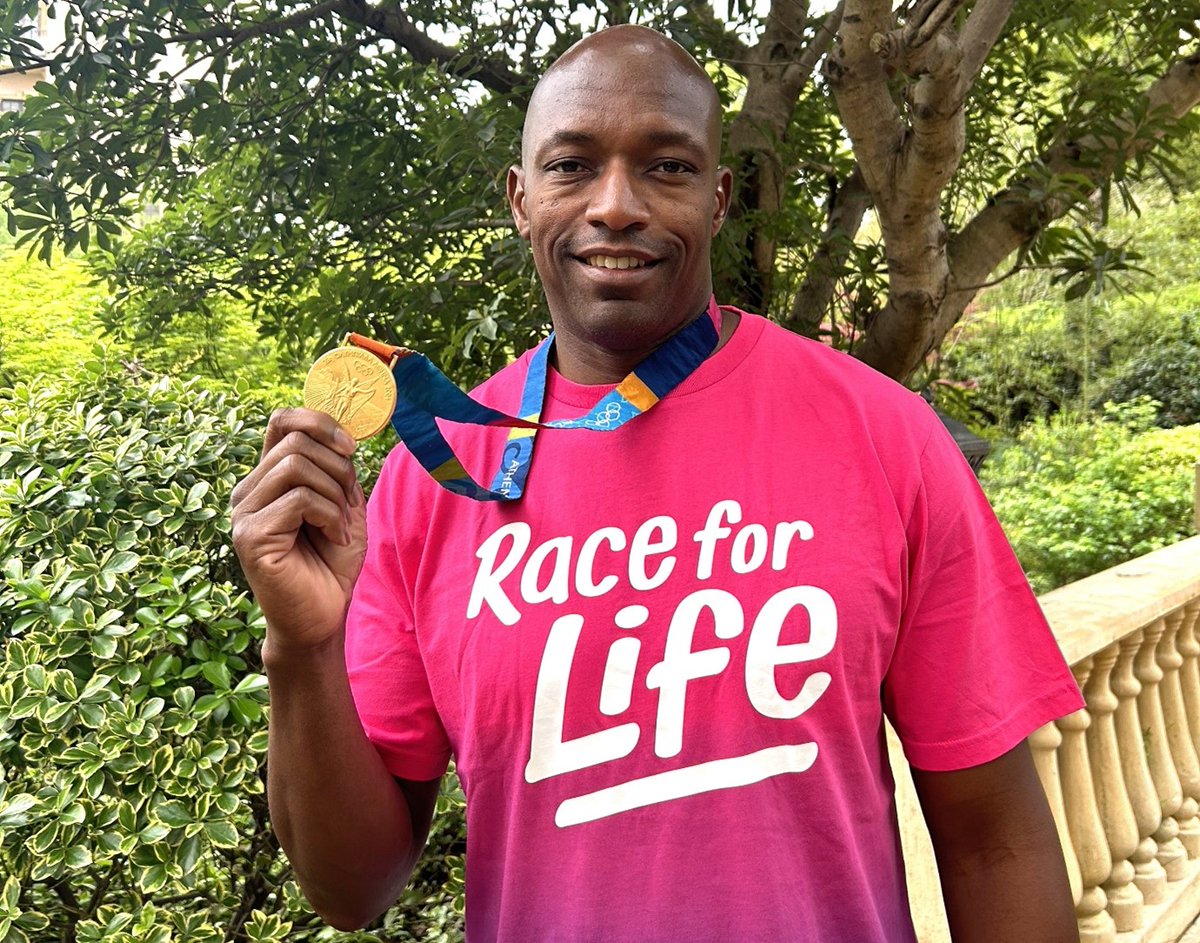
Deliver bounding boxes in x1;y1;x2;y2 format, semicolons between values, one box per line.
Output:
241;484;351;551
233;409;360;510
265;407;357;457
236;447;356;520
231;408;365;561
230;409;371;641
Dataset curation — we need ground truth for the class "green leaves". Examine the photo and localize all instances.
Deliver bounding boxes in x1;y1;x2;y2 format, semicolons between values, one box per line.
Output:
984;401;1200;592
0;367;271;938
0;874;47;943
1021;226;1153;303
244;911;293;942
0;362;466;941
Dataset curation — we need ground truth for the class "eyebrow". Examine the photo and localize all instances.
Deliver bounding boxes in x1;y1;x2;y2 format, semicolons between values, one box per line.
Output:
535;128;708;160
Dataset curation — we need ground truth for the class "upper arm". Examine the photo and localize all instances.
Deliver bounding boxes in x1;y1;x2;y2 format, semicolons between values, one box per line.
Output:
911;740;1054;858
883;422;1083;772
911;741;1078;942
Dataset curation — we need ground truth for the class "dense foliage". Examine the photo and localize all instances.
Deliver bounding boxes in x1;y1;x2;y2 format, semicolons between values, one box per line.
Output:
937;286;1200;430
0;248;305;402
937;175;1200;430
1102;335;1200;428
0;248;101;387
2;2;1199;385
0;363;464;943
983;401;1200;593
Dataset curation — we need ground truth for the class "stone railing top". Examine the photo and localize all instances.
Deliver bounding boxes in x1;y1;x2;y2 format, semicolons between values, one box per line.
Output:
1039;535;1200;666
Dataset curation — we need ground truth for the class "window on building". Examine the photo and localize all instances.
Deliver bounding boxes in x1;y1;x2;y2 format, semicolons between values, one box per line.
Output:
0;99;24;113
15;13;42;40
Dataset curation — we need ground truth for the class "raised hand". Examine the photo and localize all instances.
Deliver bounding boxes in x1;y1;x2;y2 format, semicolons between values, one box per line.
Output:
231;407;367;655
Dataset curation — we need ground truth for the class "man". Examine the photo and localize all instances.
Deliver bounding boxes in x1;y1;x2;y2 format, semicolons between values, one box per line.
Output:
231;25;1084;941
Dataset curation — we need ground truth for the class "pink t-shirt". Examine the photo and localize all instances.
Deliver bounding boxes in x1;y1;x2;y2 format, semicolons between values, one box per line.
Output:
345;306;1083;941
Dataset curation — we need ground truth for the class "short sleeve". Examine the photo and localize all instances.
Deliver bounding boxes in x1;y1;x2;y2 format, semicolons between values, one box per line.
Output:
345;452;452;781
882;421;1084;772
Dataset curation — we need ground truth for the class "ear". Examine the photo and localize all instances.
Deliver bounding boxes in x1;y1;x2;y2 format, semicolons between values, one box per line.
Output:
711;165;733;236
507;166;531;241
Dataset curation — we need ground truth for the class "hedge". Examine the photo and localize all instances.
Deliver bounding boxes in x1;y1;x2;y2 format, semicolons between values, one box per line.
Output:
0;355;464;943
984;400;1200;594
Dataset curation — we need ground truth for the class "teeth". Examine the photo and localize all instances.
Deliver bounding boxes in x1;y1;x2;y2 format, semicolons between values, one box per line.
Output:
586;255;646;270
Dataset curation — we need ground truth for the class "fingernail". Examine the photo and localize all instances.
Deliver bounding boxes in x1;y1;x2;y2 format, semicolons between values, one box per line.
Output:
351;481;365;507
334;429;357;454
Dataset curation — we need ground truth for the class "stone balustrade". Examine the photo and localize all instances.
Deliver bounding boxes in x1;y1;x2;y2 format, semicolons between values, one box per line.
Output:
894;534;1200;942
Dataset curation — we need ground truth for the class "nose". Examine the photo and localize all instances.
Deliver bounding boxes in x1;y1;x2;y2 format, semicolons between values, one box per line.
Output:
586;163;650;231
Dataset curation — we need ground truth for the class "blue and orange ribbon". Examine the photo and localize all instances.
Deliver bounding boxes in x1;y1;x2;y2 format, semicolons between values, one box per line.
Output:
348;302;719;501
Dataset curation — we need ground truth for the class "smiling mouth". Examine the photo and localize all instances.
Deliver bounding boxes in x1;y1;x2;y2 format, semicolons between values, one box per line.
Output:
583;255;652;270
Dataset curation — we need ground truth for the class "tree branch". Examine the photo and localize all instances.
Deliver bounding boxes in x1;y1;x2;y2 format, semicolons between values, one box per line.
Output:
830;0;968;378
728;0;818;153
939;47;1200;364
166;0;527;97
333;0;526;95
828;0;1020;380
166;0;345;44
722;0;838;309
902;52;964;202
871;29;959;81
1147;47;1200;116
681;0;752;77
902;0;967;49
824;0;905;199
957;0;1015;85
0;57;53;76
786;164;872;332
783;2;844;88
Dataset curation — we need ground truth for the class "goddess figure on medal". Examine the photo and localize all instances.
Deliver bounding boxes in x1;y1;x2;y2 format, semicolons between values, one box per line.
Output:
309;361;374;427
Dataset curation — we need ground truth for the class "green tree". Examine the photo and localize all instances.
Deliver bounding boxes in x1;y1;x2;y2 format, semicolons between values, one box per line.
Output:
1;2;1199;384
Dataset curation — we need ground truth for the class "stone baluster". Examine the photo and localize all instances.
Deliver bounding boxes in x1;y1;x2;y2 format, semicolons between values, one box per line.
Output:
1134;617;1188;880
1159;608;1200;857
1058;658;1116;942
1084;643;1143;930
1031;720;1083;907
1114;631;1167;903
1177;602;1200;765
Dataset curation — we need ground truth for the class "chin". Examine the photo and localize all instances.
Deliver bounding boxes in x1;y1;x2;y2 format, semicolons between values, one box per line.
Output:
556;290;700;349
576;300;686;351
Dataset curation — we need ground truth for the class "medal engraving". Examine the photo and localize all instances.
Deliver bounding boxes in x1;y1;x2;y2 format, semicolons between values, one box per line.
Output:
303;347;397;441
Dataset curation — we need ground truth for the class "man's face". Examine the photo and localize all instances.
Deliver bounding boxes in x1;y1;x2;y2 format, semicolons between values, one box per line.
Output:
507;43;732;367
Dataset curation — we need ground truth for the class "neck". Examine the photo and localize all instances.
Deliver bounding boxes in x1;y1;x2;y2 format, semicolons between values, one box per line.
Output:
551;304;740;385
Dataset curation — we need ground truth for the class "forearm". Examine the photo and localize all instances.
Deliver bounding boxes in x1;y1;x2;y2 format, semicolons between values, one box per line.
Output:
265;631;424;930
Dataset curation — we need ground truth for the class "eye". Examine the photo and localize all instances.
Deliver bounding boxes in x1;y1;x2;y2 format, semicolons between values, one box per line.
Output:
655;160;693;174
547;159;587;174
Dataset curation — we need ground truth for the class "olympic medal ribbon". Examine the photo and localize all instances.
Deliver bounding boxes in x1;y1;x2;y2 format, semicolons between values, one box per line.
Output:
348;302;720;501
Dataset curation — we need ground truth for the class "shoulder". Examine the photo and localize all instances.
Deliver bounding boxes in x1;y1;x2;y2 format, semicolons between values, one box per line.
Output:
728;307;942;441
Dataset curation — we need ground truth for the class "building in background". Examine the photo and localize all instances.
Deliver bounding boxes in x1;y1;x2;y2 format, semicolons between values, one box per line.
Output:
1;4;65;112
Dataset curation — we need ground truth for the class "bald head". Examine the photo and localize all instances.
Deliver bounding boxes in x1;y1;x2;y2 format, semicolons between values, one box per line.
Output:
522;25;723;167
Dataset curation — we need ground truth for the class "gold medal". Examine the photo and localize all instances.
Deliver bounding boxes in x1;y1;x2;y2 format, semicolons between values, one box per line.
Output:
303;345;397;441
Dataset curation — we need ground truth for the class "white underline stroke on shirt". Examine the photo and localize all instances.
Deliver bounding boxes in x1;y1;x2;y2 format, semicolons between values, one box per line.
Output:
554;742;819;828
